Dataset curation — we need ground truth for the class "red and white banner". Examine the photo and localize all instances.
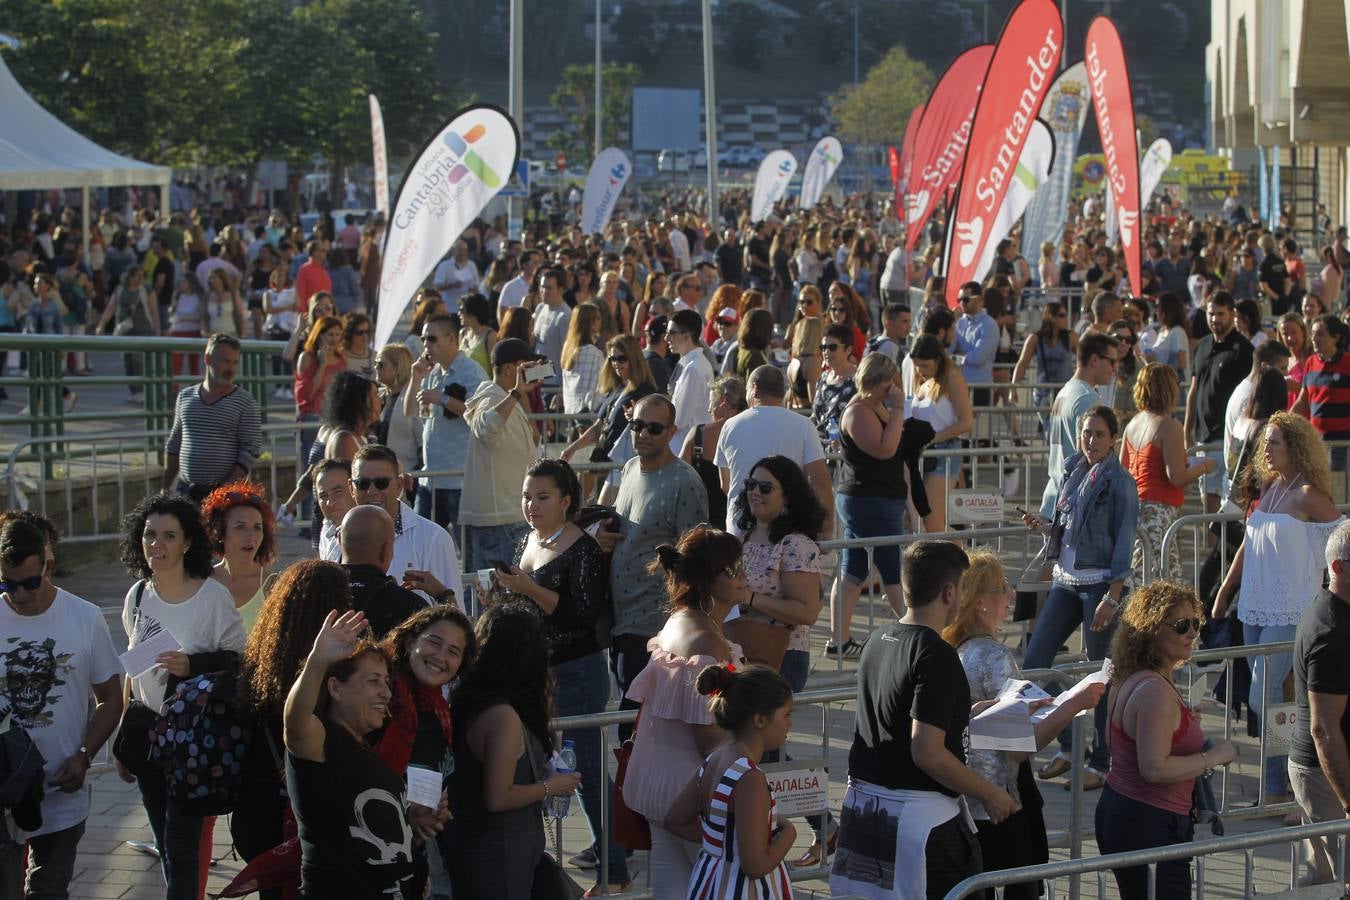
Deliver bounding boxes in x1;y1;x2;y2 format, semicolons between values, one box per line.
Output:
945;0;1063;307
1086;16;1141;295
905;45;993;251
894;103;924;225
972;120;1054;282
369;94;389;216
374;104;520;350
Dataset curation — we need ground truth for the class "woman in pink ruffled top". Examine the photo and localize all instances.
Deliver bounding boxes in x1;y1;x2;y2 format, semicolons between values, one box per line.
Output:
624;526;749;899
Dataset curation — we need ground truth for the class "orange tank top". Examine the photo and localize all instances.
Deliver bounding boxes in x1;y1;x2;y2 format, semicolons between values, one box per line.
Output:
1122;437;1184;507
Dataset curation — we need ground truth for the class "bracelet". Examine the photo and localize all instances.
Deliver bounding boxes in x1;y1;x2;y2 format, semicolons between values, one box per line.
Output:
542;780;551;800
1104;596;1119;609
748;593;756;611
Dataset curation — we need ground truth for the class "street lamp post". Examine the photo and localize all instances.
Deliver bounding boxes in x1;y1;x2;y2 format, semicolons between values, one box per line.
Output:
594;0;603;159
702;0;718;223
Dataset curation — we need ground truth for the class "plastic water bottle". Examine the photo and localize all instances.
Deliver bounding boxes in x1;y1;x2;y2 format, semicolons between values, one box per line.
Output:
547;740;576;819
827;416;841;449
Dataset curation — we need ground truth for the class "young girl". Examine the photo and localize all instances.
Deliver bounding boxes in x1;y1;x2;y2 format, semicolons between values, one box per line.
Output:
666;664;796;899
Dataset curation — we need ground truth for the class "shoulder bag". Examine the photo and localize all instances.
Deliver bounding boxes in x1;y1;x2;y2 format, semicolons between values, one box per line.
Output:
610;706;652;850
112;581;161;780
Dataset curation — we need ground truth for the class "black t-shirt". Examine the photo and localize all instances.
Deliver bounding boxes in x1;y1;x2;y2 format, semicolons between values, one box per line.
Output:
153;257;175;307
715;242;742;285
645;349;670;393
1292;590;1350;768
287;728;415;899
848;622;970;795
346;564;427;638
747;236;772;281
1260;254;1289;297
1191;329;1253;442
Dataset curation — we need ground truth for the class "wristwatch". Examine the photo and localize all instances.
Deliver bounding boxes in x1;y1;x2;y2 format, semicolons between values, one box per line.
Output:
79;745;92;767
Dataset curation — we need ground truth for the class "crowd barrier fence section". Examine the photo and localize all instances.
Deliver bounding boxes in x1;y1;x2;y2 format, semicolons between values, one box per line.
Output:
944;818;1350;900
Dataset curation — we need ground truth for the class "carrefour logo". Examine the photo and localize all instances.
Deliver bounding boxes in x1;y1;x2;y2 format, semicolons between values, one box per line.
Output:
609;163;627;185
442;124;503;188
777;159;793;175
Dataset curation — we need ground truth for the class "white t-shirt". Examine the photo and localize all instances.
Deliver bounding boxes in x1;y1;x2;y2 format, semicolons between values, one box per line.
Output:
497;275;529;311
0;589;121;836
120;578;245;707
432;258;479;313
714;405;826;531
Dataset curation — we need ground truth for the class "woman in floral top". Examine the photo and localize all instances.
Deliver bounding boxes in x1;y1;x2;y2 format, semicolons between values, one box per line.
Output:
730;453;830;867
812;323;858;445
941;551;1104;898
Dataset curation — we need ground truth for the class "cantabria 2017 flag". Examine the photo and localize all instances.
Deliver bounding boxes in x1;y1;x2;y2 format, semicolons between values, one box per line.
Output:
751;150;797;222
945;0;1063;307
369;94;390;216
374;104;519;350
1086;16;1141;296
1020;62;1088;260
800;136;843;210
906;45;993;252
895;103;925;225
972;120;1054;282
580;147;632;235
1140;138;1173;207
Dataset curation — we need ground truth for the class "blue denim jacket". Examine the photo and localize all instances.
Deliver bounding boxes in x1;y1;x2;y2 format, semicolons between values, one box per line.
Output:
1052;451;1139;583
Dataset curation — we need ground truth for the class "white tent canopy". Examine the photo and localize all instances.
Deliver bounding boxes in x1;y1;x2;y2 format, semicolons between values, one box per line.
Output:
0;53;171;243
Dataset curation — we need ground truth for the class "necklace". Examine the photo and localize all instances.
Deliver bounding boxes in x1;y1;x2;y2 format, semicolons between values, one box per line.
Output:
536;523;566;546
1265;473;1302;513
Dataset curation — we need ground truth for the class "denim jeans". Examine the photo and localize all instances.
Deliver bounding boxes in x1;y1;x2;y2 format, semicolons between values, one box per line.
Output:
553;650;630;884
464;522;529;572
836;493;904;586
136;773;206;900
0;820;85;900
1242;620;1297;795
414;486;461;536
1022;581;1116;771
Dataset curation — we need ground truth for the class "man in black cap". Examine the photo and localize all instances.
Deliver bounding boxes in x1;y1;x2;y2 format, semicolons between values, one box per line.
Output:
460;338;545;570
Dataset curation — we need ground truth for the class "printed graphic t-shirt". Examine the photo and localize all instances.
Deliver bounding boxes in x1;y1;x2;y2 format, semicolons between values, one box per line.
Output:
0;589;121;836
119;578;245;706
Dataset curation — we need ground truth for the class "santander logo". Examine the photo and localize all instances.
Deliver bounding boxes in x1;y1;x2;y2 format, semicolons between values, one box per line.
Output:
956;218;984;266
1087;41;1128;218
1118;208;1138;247
972;29;1060;212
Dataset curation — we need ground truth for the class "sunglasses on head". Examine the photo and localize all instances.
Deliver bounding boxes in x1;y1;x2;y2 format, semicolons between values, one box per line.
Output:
724;559;747;579
743;477;774;495
628;418;668;436
0;574;43;593
608;354;628;364
1169;617;1201;637
352;476;394;491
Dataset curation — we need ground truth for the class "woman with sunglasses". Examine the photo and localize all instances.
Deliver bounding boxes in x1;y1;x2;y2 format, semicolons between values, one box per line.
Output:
811;323;858;446
624;527;748;898
1213;412;1343;805
1109;319;1143;418
825;282;867;359
1020;405;1138;790
1096;581;1237;899
339;311;374;377
784;284;823;351
561;333;656;496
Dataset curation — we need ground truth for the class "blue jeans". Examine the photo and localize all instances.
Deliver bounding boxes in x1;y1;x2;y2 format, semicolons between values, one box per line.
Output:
136;772;205;900
836;493;904;586
464;522;529;572
1022;581;1116;771
1242;621;1296;795
415;486;461;535
553;651;630;884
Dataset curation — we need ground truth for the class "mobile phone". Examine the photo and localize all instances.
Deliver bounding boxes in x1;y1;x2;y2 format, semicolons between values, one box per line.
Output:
490;559;511;572
523;360;555;383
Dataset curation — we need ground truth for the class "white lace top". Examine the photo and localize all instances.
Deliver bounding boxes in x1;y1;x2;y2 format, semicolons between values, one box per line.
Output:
1237;509;1345;627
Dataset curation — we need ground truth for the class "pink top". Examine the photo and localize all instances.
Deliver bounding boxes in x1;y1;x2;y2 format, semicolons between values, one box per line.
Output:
623;637;744;821
1106;675;1205;815
294;356;343;417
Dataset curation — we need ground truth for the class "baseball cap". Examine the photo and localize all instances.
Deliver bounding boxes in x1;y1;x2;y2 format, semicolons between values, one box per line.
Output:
715;307;739;324
491;337;545;368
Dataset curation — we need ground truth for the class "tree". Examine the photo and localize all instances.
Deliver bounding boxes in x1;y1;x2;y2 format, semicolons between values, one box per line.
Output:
720;1;767;70
830;44;934;147
612;3;665;62
546;62;641;163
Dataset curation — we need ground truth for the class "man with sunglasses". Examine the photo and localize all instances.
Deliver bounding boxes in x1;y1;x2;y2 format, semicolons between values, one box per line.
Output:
341;444;462;604
598;394;709;737
0;515;123;900
955;282;997;407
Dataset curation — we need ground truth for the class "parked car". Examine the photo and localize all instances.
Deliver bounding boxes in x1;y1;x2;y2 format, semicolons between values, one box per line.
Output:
657;150;692;173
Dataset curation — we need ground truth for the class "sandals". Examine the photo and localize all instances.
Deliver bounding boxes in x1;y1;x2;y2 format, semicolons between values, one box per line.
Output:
1037;752;1072;780
583;883;634;897
824;638;863;659
1064;766;1107;791
791;824;840;868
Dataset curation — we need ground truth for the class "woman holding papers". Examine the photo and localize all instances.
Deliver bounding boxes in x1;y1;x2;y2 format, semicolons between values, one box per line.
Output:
1021;405;1138;791
943;551;1106;898
1096;581;1238;899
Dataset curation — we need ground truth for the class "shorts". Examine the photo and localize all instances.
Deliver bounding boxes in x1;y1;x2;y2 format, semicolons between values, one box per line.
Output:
837;492;905;586
1200;447;1227;498
922;439;961;479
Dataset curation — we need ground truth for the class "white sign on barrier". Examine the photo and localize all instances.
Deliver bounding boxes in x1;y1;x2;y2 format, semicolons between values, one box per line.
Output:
1266;702;1298;752
949;490;1004;525
762;759;829;817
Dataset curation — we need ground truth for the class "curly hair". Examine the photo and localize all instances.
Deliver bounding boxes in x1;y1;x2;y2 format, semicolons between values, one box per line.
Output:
450;602;555;756
383;604;478;681
732;455;827;542
1109;580;1204;681
1255;411;1333;499
239;560;352;712
201;481;277;566
119;493;214;581
321;370;378;432
649;526;744;614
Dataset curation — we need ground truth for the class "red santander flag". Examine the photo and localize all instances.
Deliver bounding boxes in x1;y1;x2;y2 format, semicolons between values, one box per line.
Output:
944;0;1063;307
905;45;993;252
894;104;924;225
1085;16;1141;296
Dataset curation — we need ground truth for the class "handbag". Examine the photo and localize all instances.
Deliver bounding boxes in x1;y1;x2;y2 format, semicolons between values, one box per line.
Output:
1191;740;1225;835
532;853;583;900
112;581;161;780
611;707;652;850
722;618;791;670
1012;544;1050;623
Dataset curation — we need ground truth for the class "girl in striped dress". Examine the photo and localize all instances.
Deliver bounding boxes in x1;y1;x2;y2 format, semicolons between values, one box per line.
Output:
666;664;796;900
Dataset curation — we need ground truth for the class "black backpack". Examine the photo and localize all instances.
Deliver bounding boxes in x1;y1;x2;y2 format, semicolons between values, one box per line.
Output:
150;668;253;816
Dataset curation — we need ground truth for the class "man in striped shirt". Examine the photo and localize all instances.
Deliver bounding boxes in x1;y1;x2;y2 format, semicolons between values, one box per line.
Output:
161;334;262;501
1294;314;1350;470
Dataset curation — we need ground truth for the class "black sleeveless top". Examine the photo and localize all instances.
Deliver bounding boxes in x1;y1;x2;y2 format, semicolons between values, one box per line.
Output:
839;404;907;499
690;424;728;528
286;726;415;899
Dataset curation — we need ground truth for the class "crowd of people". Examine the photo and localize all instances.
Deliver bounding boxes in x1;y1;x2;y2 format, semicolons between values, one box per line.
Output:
5;181;1350;900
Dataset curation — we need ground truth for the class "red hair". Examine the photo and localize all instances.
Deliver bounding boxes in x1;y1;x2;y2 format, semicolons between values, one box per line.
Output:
202;481;277;566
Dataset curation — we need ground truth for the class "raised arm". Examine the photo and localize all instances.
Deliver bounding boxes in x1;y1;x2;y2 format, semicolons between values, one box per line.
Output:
283;610;368;762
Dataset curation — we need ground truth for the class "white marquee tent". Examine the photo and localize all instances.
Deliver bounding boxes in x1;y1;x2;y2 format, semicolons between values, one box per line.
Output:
0;54;171;248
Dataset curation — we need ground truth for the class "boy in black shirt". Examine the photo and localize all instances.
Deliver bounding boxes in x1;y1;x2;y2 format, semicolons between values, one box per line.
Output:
831;541;1018;899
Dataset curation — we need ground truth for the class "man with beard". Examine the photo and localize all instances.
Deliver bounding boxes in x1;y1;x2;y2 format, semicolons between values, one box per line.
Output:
0;515;122;899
